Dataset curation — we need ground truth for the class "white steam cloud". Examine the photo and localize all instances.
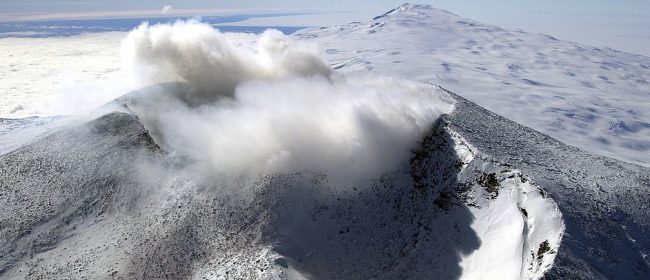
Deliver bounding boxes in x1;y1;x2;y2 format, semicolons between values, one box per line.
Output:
121;21;330;104
120;21;453;183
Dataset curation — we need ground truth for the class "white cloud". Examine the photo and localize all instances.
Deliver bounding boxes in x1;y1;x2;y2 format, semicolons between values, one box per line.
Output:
120;21;453;183
121;20;331;104
161;5;173;14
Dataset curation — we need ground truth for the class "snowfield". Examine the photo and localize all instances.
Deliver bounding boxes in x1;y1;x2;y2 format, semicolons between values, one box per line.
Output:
0;32;127;117
297;4;650;167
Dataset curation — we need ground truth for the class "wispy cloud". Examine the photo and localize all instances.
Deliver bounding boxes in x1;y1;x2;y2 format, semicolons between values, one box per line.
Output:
0;8;260;22
161;5;173;15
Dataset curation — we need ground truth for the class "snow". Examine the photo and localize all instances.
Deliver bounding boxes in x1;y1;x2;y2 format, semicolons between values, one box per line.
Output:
446;131;564;280
0;103;566;279
444;91;650;279
0;32;128;118
0;116;64;155
0;4;648;279
297;4;650;166
1;4;647;168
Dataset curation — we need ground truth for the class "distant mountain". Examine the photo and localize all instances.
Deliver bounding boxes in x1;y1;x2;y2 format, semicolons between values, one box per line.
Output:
298;4;650;167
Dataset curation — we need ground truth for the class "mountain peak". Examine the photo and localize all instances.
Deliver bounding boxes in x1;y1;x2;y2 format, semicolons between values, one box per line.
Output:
379;3;456;17
398;3;434;10
373;3;459;21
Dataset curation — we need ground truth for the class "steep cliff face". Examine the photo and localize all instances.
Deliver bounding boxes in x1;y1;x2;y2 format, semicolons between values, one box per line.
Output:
441;90;650;279
412;117;563;280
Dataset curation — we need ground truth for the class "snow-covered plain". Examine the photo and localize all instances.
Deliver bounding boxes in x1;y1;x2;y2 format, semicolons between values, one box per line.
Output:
0;32;128;117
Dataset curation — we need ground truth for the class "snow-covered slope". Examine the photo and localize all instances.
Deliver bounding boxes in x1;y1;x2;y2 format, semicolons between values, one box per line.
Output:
412;120;564;280
0;116;64;155
0;83;566;280
443;89;649;279
297;4;650;167
2;82;646;279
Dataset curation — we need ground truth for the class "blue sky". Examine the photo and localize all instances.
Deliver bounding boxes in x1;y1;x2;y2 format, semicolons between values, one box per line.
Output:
0;1;648;55
1;0;648;15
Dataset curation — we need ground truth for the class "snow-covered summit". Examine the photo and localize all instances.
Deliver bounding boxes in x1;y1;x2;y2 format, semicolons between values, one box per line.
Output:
299;3;650;167
373;3;459;20
0;86;566;279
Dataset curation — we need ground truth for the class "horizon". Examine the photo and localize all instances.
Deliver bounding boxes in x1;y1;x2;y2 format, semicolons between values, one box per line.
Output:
0;1;648;56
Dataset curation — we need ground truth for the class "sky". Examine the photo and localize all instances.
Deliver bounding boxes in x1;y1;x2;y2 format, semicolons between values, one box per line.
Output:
0;1;648;55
